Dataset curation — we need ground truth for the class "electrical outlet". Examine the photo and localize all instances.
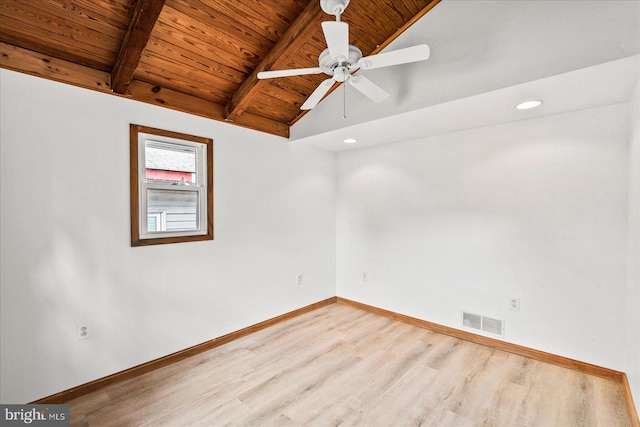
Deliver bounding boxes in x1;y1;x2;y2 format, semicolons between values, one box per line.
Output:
77;323;90;340
296;274;303;286
509;298;520;311
362;272;368;281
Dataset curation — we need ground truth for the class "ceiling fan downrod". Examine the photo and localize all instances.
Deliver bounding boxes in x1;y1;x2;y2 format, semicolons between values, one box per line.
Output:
320;0;350;20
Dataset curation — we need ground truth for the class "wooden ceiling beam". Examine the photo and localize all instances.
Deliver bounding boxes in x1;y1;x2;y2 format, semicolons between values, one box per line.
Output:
111;0;166;93
127;80;289;137
0;42;288;137
224;0;322;123
0;42;111;92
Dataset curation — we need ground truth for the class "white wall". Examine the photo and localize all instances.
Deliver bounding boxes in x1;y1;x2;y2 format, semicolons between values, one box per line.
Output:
336;104;630;372
627;79;640;406
0;70;336;403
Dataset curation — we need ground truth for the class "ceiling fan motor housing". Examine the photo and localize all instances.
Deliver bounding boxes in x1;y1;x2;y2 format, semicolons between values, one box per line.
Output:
318;45;362;78
320;0;350;17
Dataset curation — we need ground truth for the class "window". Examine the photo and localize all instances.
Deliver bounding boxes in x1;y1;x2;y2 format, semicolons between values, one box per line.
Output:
130;125;213;246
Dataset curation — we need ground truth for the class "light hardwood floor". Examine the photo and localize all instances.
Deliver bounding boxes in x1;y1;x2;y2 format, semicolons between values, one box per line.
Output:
68;303;632;426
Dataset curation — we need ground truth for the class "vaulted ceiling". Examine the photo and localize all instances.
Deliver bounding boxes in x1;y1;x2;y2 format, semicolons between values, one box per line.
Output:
293;0;640;150
0;0;440;137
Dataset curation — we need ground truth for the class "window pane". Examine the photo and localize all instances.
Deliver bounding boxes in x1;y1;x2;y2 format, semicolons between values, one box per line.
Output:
145;141;196;184
148;215;158;232
147;189;199;232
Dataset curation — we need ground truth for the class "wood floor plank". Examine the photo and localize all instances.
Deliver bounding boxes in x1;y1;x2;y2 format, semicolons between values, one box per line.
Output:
67;303;633;426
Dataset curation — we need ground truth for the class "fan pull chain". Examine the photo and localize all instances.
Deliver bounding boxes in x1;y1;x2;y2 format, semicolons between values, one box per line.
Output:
343;81;347;119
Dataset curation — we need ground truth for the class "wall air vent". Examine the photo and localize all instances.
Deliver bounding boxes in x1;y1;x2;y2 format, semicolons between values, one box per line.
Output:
462;311;505;338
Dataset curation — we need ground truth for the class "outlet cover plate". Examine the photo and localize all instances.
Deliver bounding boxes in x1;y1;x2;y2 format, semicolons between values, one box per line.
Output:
77;323;90;340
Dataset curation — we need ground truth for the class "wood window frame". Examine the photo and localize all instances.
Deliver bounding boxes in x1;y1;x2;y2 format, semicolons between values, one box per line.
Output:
130;124;213;246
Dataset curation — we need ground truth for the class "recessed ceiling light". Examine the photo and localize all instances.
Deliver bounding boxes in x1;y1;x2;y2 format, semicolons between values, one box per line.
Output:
515;100;543;110
343;138;357;144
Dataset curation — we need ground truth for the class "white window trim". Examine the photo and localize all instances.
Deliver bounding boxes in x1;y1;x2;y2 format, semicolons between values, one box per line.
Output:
137;133;208;241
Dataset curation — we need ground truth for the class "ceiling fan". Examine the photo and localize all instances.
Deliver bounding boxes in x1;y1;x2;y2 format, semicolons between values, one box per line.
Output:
257;0;431;110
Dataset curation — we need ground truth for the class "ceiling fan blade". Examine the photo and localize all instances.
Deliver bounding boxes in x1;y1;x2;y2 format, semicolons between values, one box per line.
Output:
321;21;349;60
257;67;323;79
301;78;336;110
348;75;389;103
358;44;430;70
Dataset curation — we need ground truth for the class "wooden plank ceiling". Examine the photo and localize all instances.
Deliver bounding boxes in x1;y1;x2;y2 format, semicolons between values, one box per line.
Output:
0;0;440;137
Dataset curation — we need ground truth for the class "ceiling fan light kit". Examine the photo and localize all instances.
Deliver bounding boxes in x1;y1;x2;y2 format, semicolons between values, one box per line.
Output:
257;0;431;111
